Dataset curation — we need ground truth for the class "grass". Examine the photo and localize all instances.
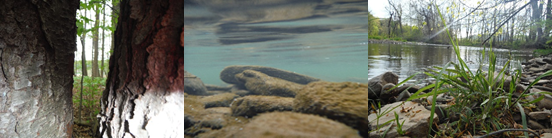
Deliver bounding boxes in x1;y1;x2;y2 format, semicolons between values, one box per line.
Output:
369;3;552;137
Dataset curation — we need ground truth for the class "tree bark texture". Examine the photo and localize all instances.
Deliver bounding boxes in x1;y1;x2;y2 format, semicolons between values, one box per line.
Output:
98;0;184;137
0;0;78;137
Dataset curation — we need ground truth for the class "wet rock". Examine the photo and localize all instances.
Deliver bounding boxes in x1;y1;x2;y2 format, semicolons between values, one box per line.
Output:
220;65;320;85
368;101;439;138
230;95;294;117
235;70;303;97
185;70;208;95
368;71;399;98
379;83;398;102
528;110;551;120
200;93;239;108
293;81;369;137
232;112;362;138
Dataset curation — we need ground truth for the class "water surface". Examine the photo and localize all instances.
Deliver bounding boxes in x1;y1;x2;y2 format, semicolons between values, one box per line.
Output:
368;43;534;83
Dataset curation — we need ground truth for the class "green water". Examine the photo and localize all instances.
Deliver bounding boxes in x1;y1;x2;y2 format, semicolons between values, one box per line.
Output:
368;43;534;83
184;1;368;86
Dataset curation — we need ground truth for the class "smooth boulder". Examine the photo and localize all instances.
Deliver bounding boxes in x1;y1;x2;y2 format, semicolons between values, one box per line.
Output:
220;65;320;85
235;70;303;97
293;81;369;137
368;101;439;138
185;70;208;95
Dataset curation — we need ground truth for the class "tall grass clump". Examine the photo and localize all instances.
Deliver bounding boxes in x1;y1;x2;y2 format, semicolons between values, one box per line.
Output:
406;4;552;137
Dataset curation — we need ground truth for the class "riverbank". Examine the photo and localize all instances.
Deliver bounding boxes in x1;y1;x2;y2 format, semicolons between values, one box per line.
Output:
369;39;543;54
369;54;552;137
368;39;452;47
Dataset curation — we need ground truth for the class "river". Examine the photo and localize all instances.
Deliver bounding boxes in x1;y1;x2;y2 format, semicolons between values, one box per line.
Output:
184;0;368;86
368;43;535;83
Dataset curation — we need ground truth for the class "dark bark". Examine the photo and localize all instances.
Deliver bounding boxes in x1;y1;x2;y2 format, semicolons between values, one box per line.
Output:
98;0;184;137
0;0;78;137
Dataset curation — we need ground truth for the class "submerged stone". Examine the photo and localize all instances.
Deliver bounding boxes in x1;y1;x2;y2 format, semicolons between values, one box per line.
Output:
293;81;369;137
220;65;320;85
230;95;294;117
235;70;303;97
233;112;362;138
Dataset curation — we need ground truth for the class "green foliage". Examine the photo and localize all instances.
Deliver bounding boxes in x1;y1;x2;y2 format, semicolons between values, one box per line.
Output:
534;48;552;56
368;35;383;40
368;11;380;36
73;76;106;116
75;60;109;76
394;112;406;136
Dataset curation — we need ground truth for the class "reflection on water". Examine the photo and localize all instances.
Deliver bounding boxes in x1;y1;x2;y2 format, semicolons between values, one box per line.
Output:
368;43;534;83
184;0;368;86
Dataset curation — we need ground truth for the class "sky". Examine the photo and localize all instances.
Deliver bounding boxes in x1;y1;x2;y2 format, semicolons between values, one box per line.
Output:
368;0;390;18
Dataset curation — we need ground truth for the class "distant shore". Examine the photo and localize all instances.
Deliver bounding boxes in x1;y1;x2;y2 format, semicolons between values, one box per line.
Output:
368;39;451;47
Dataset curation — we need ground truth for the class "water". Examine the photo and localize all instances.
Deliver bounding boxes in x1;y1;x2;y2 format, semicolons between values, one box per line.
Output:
184;0;368;86
368;43;534;83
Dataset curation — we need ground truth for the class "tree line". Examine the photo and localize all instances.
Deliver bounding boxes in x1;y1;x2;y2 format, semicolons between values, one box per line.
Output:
369;0;552;50
76;0;118;78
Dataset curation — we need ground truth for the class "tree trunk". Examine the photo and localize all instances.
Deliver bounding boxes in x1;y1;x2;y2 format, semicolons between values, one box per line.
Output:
101;2;106;78
81;0;89;77
545;0;552;46
92;4;101;78
0;0;78;137
98;0;184;137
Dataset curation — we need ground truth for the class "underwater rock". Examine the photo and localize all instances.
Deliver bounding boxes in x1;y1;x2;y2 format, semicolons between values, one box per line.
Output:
205;84;233;91
201;93;240;108
368;101;438;138
220;65;320;85
204;107;232;115
185;70;208;95
232;112;362;138
368;71;399;99
184;95;206;129
293;81;369;137
195;116;250;138
230;95;294;117
229;86;250;96
235;70;303;97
